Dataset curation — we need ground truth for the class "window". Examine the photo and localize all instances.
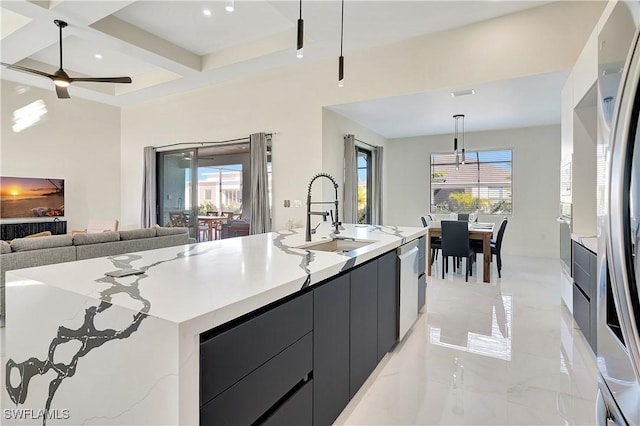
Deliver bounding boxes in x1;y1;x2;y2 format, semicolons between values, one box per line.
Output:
357;147;372;224
430;149;512;214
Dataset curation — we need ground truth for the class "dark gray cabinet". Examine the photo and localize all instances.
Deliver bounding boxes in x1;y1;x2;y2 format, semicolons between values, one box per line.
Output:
198;243;411;426
313;273;350;426
201;333;312;425
350;259;379;398
377;251;398;361
200;292;313;425
572;240;597;352
314;251;400;425
262;380;313;426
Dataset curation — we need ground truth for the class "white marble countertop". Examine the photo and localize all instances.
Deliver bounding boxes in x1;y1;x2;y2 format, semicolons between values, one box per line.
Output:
3;223;426;425
6;223;426;331
571;233;598;254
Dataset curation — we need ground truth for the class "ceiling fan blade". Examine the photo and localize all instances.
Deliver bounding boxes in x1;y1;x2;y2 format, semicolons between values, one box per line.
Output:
1;62;54;79
55;85;70;99
70;76;132;84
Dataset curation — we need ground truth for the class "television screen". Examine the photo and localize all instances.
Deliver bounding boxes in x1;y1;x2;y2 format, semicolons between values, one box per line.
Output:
0;177;65;218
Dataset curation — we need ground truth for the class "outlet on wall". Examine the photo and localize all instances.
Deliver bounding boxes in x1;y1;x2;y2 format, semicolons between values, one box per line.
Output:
284;200;291;208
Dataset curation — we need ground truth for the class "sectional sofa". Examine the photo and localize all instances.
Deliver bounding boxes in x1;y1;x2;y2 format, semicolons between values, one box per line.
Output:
0;227;195;322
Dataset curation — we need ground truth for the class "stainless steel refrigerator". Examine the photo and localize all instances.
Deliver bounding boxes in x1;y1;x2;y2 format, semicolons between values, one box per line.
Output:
598;2;640;424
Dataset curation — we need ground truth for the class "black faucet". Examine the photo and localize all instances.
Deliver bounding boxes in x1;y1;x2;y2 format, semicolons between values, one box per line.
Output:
306;173;341;241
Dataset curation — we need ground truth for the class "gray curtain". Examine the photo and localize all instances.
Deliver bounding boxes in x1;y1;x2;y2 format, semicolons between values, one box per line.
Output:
249;132;271;234
141;146;157;228
372;145;384;225
343;134;357;223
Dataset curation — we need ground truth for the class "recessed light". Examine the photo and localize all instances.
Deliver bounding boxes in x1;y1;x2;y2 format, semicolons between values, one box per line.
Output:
203;9;212;16
94;54;103;59
451;89;475;97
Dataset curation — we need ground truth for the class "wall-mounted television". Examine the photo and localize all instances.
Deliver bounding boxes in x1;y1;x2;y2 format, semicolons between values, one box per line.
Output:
0;176;64;219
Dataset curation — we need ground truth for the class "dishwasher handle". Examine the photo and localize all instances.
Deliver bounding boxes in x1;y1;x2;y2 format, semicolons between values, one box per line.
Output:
397;238;420;255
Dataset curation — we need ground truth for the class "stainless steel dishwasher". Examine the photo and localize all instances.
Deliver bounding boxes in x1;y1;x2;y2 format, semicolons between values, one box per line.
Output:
397;239;419;341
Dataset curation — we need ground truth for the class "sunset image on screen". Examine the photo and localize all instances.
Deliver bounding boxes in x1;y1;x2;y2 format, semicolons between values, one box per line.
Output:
0;177;65;218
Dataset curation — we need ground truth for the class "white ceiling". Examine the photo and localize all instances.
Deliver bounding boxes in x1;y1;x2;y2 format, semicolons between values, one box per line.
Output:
0;0;565;137
328;70;569;138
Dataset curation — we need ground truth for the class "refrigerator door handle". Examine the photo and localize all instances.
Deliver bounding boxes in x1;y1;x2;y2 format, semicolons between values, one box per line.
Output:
607;27;640;383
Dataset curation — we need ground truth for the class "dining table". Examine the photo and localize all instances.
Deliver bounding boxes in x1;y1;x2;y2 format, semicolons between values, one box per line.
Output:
427;222;495;283
197;215;227;241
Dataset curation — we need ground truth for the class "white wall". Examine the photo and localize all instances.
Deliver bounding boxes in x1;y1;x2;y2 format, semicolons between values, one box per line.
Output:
385;125;561;258
318;108;388;222
0;2;602;232
1;81;121;231
119;2;602;231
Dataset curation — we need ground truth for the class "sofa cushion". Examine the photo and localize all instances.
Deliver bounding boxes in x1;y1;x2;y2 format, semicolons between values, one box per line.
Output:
73;231;120;246
0;241;11;254
119;228;157;240
11;235;74;252
156;227;188;236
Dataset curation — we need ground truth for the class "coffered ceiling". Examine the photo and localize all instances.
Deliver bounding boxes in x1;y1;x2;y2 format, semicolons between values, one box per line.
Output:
1;0;551;107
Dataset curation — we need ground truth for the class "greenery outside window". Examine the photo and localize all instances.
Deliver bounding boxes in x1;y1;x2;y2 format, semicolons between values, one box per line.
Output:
430;149;512;214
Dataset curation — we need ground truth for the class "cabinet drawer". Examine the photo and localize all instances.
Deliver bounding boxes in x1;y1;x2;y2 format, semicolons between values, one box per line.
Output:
200;332;313;425
573;284;590;343
261;379;312;426
200;292;313;404
573;241;593;273
573;263;592;300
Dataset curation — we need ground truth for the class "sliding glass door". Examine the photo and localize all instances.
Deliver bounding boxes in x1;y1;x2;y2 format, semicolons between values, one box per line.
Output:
157;149;197;238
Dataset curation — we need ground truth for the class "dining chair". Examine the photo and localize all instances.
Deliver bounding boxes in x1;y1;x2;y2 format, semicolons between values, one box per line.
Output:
168;212;189;227
198;219;210;241
491;217;509;278
220;220;250;239
457;213;469;222
441;220;475;282
421;215;441;265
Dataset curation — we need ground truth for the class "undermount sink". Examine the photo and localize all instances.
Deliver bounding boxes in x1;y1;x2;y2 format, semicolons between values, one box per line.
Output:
296;237;376;254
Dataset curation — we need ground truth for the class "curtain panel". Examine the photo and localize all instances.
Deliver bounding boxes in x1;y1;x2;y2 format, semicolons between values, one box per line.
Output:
141;146;157;228
249;132;271;234
343;134;357;224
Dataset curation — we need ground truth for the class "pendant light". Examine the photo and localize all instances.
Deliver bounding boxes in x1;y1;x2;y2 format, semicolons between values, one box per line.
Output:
338;0;345;87
453;114;466;169
225;0;234;12
297;0;304;58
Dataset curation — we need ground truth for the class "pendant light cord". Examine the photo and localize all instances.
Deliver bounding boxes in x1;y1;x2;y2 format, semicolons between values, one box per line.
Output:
340;0;344;56
299;0;302;20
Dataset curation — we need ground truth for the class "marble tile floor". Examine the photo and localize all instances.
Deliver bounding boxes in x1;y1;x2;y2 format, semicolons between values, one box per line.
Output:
336;255;599;425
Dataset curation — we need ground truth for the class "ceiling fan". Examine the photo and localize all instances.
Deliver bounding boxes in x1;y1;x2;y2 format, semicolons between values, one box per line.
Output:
0;19;132;99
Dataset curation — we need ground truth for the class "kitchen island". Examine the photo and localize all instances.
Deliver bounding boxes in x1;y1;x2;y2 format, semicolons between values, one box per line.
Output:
2;223;426;425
